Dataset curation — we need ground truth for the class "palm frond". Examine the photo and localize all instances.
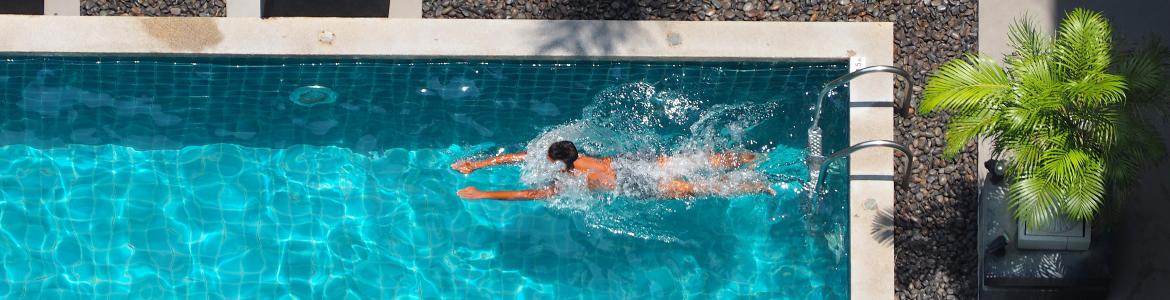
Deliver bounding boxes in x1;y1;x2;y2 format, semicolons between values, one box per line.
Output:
1006;142;1045;178
1065;72;1126;107
1007;175;1062;227
1013;57;1064;109
1007;14;1050;65
920;54;1012;114
1054;9;1114;77
1038;147;1092;185
1078;106;1121;146
1061;158;1105;221
943;111;997;158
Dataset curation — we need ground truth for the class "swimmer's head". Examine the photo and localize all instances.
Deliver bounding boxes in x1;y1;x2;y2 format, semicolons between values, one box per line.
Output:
547;140;578;171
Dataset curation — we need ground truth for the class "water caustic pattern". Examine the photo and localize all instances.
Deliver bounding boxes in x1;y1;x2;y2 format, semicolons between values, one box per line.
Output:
0;57;851;299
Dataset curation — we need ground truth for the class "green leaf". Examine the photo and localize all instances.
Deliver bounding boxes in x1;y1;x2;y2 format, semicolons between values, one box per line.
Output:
942;111;997;158
1007;175;1061;227
1054;9;1113;77
1065;72;1126;107
1061;158;1105;221
1008;14;1050;61
920;54;1012;115
1007;142;1045;178
1038;148;1092;186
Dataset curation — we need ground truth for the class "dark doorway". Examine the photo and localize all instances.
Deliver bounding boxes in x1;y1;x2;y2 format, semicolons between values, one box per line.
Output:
262;0;389;18
0;0;43;15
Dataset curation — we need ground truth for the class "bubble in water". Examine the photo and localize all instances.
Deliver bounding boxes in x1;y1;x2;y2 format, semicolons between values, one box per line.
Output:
652;90;704;125
419;76;480;100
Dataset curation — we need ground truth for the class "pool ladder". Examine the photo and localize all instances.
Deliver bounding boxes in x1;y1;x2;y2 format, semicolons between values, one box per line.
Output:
803;65;914;215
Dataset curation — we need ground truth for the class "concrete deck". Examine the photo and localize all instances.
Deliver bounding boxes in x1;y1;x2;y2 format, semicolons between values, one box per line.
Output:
43;0;78;16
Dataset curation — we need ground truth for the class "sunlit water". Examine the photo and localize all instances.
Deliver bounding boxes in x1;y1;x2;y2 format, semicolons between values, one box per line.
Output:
0;58;850;299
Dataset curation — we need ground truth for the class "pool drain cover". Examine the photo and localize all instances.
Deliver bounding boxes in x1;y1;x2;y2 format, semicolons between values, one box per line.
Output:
290;85;338;107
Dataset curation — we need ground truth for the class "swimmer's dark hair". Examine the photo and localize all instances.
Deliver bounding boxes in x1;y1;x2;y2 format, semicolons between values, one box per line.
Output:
547;141;578;171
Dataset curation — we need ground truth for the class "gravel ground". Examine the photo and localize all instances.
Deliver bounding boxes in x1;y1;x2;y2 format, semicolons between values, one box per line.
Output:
424;0;981;299
82;0;225;17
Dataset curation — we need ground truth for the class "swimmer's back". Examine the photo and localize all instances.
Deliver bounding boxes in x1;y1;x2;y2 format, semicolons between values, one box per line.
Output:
571;155;617;191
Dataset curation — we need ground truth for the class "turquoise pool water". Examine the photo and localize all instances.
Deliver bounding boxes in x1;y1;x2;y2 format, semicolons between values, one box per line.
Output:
0;57;850;299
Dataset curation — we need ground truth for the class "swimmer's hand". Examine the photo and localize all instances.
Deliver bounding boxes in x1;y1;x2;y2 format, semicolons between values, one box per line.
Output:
457;187;485;200
451;160;477;174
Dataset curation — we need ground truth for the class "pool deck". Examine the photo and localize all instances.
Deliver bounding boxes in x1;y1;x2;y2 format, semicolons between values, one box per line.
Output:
0;16;897;298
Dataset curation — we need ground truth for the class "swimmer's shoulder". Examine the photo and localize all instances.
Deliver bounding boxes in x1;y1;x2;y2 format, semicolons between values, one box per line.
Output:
580;154;612;163
580;155;616;172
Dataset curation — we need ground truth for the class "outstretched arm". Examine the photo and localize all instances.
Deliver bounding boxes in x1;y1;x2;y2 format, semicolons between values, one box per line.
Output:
457;186;556;201
451;152;528;174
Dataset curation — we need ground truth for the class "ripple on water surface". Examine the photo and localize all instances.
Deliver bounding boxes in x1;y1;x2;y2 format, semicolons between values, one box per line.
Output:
0;58;858;298
0;142;846;299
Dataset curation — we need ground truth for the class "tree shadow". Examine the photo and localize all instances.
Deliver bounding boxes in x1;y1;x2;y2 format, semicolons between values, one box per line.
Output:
532;0;654;57
871;206;894;247
533;20;653;57
893;159;982;297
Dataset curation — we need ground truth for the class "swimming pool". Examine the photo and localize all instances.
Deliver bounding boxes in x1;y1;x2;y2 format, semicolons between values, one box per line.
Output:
0;56;850;298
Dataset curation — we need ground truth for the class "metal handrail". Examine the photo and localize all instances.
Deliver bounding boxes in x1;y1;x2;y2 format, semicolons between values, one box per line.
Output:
802;139;913;221
811;65;913;129
813;140;913;197
800;65;915;219
806;65;911;189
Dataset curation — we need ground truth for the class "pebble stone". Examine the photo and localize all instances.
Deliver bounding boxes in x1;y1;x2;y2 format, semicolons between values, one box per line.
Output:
82;0;226;17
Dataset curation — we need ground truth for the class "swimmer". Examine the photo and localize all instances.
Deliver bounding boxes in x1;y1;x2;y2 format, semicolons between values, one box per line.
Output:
452;140;775;201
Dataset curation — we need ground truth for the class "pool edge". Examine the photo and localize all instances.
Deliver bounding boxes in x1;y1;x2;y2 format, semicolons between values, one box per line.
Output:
0;16;896;299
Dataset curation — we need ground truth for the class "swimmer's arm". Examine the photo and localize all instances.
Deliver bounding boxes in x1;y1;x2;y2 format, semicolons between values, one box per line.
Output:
451;152;527;174
457;186;556;201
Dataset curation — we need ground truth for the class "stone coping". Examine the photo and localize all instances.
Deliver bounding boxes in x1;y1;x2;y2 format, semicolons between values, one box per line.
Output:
0;15;895;298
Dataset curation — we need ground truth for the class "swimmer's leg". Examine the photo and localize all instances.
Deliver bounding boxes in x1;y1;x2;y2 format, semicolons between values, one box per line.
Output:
707;152;758;170
658;178;775;199
660;179;696;199
656;151;758;170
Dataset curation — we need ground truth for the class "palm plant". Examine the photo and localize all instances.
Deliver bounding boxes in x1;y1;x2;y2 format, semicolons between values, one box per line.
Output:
919;9;1169;226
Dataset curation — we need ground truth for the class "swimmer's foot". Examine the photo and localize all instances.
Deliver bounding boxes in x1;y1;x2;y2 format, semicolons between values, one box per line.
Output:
738;152;759;170
746;153;765;170
762;185;777;196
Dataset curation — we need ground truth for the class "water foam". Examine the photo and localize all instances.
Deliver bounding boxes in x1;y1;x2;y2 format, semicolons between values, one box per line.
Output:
490;82;808;242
